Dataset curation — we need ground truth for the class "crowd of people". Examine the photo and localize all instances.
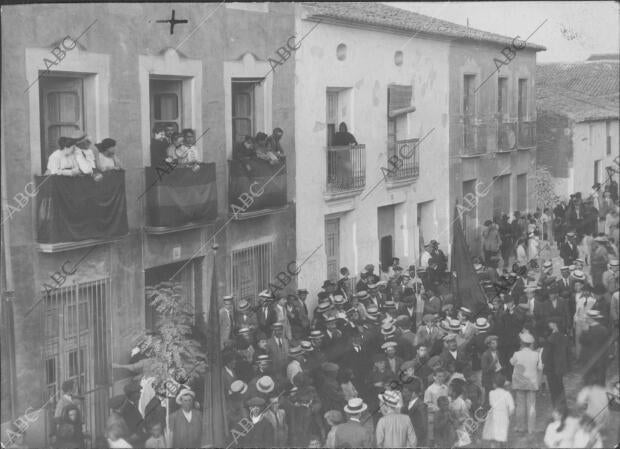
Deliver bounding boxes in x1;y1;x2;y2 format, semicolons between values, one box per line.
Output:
232;128;286;169
35;179;619;449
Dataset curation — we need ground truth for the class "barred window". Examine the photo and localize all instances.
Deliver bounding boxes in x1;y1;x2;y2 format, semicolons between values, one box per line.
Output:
231;242;273;303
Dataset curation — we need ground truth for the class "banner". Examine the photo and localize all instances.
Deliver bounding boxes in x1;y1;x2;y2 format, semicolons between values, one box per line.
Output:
36;171;128;243
146;163;217;228
229;158;287;212
451;207;488;314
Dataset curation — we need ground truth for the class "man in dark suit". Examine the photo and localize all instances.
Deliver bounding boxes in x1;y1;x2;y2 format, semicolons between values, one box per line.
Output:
542;318;569;408
396;289;417;330
439;334;470;375
335;398;374;448
403;379;427;447
544;284;571;335
580;310;611;386
395;317;417;360
219;295;236;349
556;266;573;296
266;323;290;373
120;380;147;447
256;292;277;337
560;233;579;266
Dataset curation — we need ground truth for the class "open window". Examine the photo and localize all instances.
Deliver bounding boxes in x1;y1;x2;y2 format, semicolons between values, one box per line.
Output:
232;79;264;143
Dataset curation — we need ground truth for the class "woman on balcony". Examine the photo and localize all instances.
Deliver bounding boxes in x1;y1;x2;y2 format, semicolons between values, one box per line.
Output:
45;136;81;176
332;122;357;146
254;132;279;165
96;138;122;171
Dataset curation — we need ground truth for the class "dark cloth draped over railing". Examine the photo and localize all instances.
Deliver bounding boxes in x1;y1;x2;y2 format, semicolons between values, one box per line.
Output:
228;158;287;213
326;144;366;192
36;171;128;243
145;163;217;228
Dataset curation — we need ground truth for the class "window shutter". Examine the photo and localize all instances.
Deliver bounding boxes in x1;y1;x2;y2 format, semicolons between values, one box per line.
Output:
388;85;412;114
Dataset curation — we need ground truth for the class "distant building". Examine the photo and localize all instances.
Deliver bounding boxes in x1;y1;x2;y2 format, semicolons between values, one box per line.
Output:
536;59;619;198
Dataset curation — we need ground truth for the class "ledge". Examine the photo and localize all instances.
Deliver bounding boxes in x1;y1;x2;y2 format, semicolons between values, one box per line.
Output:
144;220;214;235
459;152;486;159
229;204;289;220
324;186;365;202
516;145;536;150
37;234;128;253
386;176;418;189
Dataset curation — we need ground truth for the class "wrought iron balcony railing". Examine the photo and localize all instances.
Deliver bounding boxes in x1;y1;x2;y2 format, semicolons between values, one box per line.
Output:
326;144;366;193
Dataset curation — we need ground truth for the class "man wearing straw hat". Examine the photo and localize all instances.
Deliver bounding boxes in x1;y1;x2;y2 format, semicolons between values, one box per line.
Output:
375;390;417;448
335;398;374;448
169;388;202;448
509;332;541;434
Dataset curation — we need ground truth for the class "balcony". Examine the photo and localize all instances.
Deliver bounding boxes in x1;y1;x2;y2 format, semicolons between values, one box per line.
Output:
518;121;536;149
144;162;217;233
497;121;517;151
326;144;366;196
461;118;491;156
36;171;128;249
228;158;287;219
386;138;420;183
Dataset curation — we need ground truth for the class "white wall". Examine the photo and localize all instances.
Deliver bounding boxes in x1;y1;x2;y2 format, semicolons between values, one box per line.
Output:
571;119;619;195
293;16;451;309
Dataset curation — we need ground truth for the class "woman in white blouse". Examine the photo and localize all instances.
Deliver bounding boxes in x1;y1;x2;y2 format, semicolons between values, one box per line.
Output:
46;137;80;176
95;138;122;171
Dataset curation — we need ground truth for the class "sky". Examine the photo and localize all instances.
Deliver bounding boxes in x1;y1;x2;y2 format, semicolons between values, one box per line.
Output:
387;2;620;63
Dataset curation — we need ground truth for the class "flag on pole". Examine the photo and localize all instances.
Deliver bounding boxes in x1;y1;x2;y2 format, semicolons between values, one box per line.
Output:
451;206;487;313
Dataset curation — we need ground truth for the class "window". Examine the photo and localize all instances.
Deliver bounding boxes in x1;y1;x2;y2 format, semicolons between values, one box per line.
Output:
518;79;528;120
232;242;272;302
516;173;527;211
463;75;476;116
325;218;340;281
145;260;200;331
498;77;508;117
40;76;85;171
232;79;264;144
326;88;353;146
594;159;601;185
150;79;182;134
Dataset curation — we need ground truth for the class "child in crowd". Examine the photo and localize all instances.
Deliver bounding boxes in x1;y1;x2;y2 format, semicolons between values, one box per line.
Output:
482;373;514;448
144;422;167;449
424;368;449;445
434;396;456;447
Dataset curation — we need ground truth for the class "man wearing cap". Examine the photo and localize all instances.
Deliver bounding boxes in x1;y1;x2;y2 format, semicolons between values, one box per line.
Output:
376;390;417;448
542;318;569;408
335;398;374;448
256;292;277;336
266;322;290;373
396;289;417;330
364;264;380;284
439;333;470;376
580;310;610;386
219;296;236;349
320;280;337;303
560;232;579;266
509;332;541;433
546;284;571;334
381;341;402;377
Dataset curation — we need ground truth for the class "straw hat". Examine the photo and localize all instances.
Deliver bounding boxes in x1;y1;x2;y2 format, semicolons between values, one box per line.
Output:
344;398;368;414
256;376;275;394
175;388;196;405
